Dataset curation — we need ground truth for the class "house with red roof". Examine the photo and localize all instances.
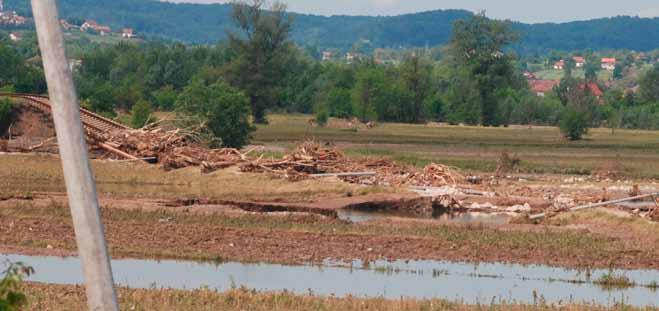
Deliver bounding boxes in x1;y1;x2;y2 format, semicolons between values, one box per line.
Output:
529;80;560;97
572;56;585;68
601;58;616;71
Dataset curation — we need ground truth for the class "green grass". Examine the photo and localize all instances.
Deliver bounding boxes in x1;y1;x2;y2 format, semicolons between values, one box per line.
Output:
253;114;659;178
533;69;613;81
26;284;658;311
594;272;635;290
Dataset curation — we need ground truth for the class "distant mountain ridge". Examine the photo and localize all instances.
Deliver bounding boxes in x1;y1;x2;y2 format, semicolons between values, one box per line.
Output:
5;0;659;53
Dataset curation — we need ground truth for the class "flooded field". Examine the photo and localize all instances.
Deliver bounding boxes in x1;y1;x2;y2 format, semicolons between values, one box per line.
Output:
337;209;511;224
4;254;658;307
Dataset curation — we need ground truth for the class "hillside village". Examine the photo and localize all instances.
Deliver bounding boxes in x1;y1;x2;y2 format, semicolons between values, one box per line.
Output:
0;0;25;26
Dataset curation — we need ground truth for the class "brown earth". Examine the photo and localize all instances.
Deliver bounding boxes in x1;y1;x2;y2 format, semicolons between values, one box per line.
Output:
1;192;658;270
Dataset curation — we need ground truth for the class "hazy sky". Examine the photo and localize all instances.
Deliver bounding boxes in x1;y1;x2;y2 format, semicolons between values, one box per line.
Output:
166;0;659;23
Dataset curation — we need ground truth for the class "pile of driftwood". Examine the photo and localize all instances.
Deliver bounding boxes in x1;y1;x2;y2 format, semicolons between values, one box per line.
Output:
85;126;465;187
241;141;464;187
87;128;255;173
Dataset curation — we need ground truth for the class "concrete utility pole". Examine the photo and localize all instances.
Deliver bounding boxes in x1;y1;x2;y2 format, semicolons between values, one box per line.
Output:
30;0;119;310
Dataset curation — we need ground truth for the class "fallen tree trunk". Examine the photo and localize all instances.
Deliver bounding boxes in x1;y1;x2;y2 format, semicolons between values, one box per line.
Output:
529;192;659;220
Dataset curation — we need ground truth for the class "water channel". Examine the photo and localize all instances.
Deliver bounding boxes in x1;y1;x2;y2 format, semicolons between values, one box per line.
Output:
3;254;658;307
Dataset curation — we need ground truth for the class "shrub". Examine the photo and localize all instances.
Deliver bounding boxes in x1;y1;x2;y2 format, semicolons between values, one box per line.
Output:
130;99;152;129
559;108;589;140
176;79;255;148
206;82;254;148
0;262;34;310
0;99;14;135
315;107;329;127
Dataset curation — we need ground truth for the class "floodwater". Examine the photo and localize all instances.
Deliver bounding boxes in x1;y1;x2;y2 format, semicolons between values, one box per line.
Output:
337;209;511;225
3;254;658;307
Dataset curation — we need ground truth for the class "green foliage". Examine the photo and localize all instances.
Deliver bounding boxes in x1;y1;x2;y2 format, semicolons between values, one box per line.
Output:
639;64;659;104
446;14;523;126
325;87;353;118
352;66;384;122
225;0;292;124
0;99;14;135
0;262;34;311
151;85;178;111
400;55;433;123
131;100;152;129
314;106;329;127
177;79;254;148
560;108;590;140
87;82;118;118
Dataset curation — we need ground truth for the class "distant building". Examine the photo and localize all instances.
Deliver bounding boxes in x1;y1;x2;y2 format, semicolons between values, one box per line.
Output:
601;58;617;71
322;51;333;62
9;32;21;42
121;28;135;38
580;82;604;98
0;10;26;25
553;60;565;70
529;79;560;97
523;72;537;80
572;56;585;68
81;20;111;35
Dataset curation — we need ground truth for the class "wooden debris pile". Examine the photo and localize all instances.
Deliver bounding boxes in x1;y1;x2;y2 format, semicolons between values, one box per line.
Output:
240;141;349;180
88;128;253;173
88;129;465;187
241;141;464;187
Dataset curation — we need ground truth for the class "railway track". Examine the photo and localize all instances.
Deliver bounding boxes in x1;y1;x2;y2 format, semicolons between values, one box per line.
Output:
0;93;129;136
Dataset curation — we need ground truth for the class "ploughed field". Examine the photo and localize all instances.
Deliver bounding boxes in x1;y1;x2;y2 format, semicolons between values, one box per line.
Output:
2;114;659;310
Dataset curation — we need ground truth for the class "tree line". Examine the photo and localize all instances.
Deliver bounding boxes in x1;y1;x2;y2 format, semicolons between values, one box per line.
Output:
2;3;659;146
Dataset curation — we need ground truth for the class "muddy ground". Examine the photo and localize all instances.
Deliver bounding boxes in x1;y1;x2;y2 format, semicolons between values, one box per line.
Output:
0;151;658;271
1;181;658;270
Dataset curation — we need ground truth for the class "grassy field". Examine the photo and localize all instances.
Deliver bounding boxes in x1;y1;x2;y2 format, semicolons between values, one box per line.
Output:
24;284;658;311
533;68;613;81
253;115;659;178
0;154;381;202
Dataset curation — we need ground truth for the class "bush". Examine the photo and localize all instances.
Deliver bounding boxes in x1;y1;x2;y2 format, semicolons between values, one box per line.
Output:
0;99;14;135
206;82;254;148
315;106;329;127
130;99;152;129
0;262;34;310
559;108;589;140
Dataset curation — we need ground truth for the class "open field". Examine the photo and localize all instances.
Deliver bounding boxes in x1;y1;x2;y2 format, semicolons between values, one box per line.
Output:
253;114;659;178
22;284;659;311
2;114;659;308
533;68;613;81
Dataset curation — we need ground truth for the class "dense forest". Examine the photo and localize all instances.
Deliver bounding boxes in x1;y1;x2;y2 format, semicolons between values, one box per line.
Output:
4;0;659;54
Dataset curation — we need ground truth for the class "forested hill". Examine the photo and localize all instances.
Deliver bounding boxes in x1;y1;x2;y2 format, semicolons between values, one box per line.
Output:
5;0;659;53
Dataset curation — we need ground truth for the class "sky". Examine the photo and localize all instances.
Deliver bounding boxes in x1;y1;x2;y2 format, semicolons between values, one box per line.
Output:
165;0;659;23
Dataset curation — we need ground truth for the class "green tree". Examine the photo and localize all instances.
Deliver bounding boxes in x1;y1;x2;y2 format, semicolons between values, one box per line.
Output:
0;99;14;135
176;79;254;148
400;54;433;123
130;100;152;129
325;87;353;118
612;63;624;80
88;82;117;118
639;64;659;104
447;13;520;126
151;85;178;111
225;0;293;124
352;67;384;122
560;108;589;140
